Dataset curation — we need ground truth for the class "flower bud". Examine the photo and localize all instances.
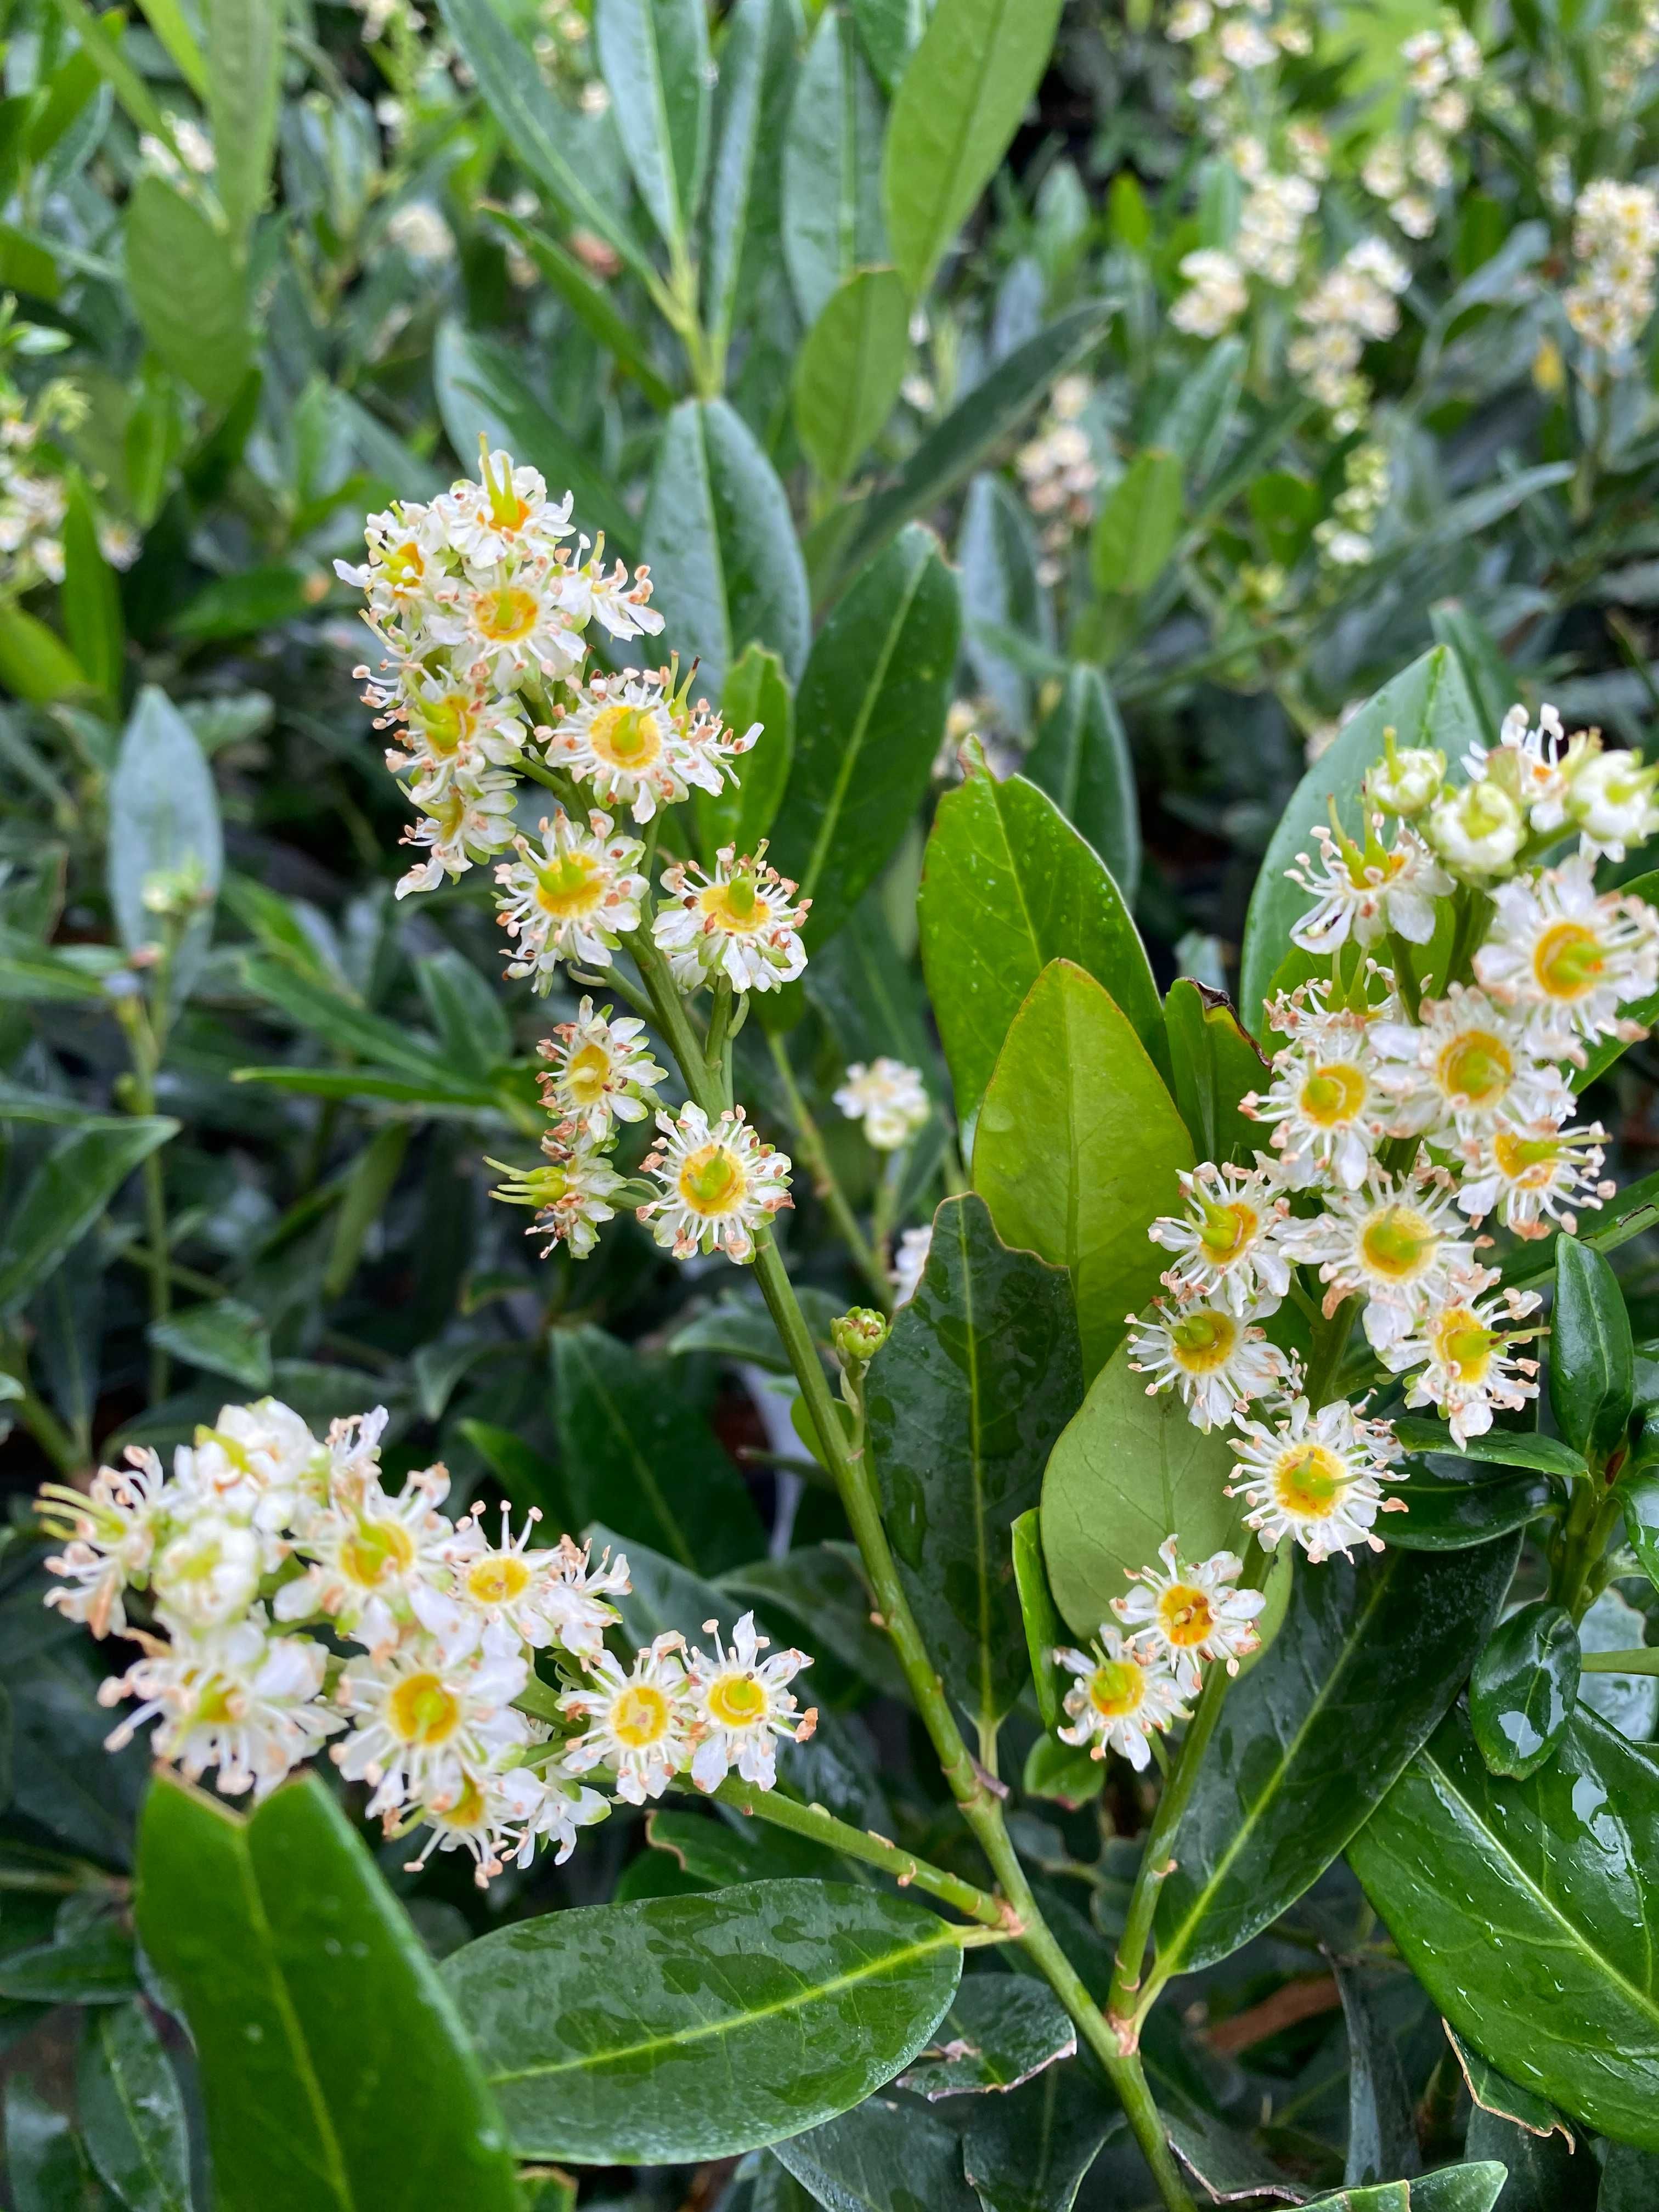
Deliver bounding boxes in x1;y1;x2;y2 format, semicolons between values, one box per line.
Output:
1425;778;1525;878
831;1308;890;1367
1367;727;1444;818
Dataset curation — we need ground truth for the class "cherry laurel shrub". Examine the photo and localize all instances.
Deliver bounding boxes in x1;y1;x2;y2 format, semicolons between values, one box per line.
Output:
25;447;1659;2212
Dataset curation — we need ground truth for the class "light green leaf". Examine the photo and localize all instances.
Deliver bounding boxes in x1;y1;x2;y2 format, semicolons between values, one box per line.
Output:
1039;1335;1238;1639
974;961;1192;1377
1162;978;1268;1169
0;1118;178;1318
204;0;279;240
768;523;959;947
61;472;122;704
106;686;222;995
919;761;1161;1113
442;1883;963;2164
1091;449;1183;597
134;0;207;97
1024;665;1140;901
148;1297;273;1391
134;1772;520;2212
793;267;910;486
695;642;794;863
783;7;887;328
123;178;249;409
642;398;810;696
78;2001;192;2212
595;0;710;257
882;0;1064;300
0;601;86;702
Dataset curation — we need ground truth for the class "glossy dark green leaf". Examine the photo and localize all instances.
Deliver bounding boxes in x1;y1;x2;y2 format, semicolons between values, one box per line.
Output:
1627;1471;1659;1592
782;8;886;328
851;0;924;88
695;644;793;864
805;893;936;1073
958;471;1049;734
61;473;122;704
108;685;222;994
772;2092;978;2212
702;0;797;348
1238;647;1482;1036
1389;1420;1582;1478
135;1772;518;2212
0;1118;178;1318
643;1806;843;1888
443;1883;962;2163
148;1297;272;1391
1024;666;1140;902
1330;1954;1417;2188
898;1977;1075;2097
1300;2169;1506;2211
642;398;809;697
1602;2142;1659;2209
1012;1506;1068;1731
974;962;1192;1379
78;2000;192;2212
881;0;1063;298
0;1920;136;2004
1445;2024;1570;2142
554;1324;765;1575
5;2080;112;2212
1386;1459;1551;1550
961;2058;1120;2212
721;1542;907;1701
1163;979;1269;1170
865;1194;1081;1728
1463;2105;1590;2211
124;178;249;408
1470;1600;1579;1780
919;760;1161;1112
794;268;909;487
1550;1235;1634;1464
483;209;675;409
1154;1536;1519;1978
1350;1705;1659;2150
457;1420;571;1523
595;0;709;255
1039;1336;1240;1640
768;524;958;947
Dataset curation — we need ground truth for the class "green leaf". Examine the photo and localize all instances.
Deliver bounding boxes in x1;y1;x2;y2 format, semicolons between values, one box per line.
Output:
1550;1235;1634;1463
641;398;810;697
434;319;637;563
898;1978;1076;2097
5;2079;112;2212
0;1118;177;1318
1153;1535;1520;1979
204;0;279;240
134;0;207;98
123;179;249;409
0;1921;137;2005
482;210;676;410
959;2061;1120;2212
0;601;87;703
696;643;794;863
772;2093;979;2212
170;566;308;643
783;8;887;328
1385;1459;1552;1550
1238;646;1481;1035
61;472;122;704
919;765;1162;1113
768;523;959;948
721;1543;907;1700
1163;979;1269;1170
1350;1703;1659;2152
793;267;910;487
882;0;1064;300
554;1323;766;1574
1331;1952;1418;2190
853;0;927;90
1300;2168;1508;2211
148;1297;273;1391
1020;1734;1103;1807
1626;1471;1659;1592
1152;336;1246;483
238;956;495;1104
1012;1506;1068;1732
78;2001;192;2212
958;472;1050;735
1464;2106;1590;2212
1445;2024;1572;2143
595;0;710;256
865;1194;1082;1730
1039;1335;1238;1639
106;686;222;996
415;947;511;1076
442;1883;963;2164
1602;2142;1659;2209
1090;449;1183;597
702;0;797;349
974;961;1193;1378
1024;666;1140;902
134;1771;520;2212
458;1420;571;1523
1470;1599;1580;1780
1389;1419;1583;1477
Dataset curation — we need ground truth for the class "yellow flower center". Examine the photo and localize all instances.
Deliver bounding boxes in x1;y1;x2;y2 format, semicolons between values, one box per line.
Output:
341;1517;415;1588
465;1554;531;1606
1198;1200;1257;1263
611;1682;670;1748
1492;1129;1563;1187
1359;1204;1438;1281
476;585;540;644
678;1143;746;1216
417;693;476;756
1429;1306;1496;1382
430;787;469;840
1299;1060;1368;1127
387;1671;462;1745
535;851;606;916
1532;918;1605;1002
383;539;424;589
698;874;765;934
442;1773;488;1830
564;1041;613;1103
193;1677;241;1727
1437;1029;1512;1105
588;702;662;770
1088;1659;1146;1719
1169;1307;1239;1374
1272;1442;1348;1518
1156;1583;1215;1648
707;1673;767;1728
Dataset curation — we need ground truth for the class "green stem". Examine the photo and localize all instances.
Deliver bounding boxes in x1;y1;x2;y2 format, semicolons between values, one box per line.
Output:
1555;1480;1624;1621
1582;1648;1659;1673
765;1034;893;1312
4;1364;81;1475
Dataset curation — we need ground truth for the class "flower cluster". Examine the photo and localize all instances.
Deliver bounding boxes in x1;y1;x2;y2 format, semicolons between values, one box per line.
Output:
1564;179;1659;361
1014;375;1097;583
1287;238;1411;431
1359;17;1482;241
36;1400;814;1879
1314;442;1391;570
1165;0;1314;120
834;1059;930;1151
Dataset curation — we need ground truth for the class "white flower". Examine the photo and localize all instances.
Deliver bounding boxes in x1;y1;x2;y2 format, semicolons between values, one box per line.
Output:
893;1224;933;1306
274;1458;452;1646
1369;985;1572;1138
1466;701;1584;833
100;1613;342;1798
1455;1115;1615;1238
374;674;529;797
334;1618;530;1820
1148;1160;1293;1316
1055;1628;1188;1771
1380;1268;1543;1444
39;1448;171;1639
1125;1293;1291;1430
1286;817;1452;955
494;809;649;985
637;1103;793;1263
1171;250;1248;338
386;200;455;264
1166;0;1211;37
1227;1397;1406;1562
429;445;574;570
561;1633;692;1804
396;770;520;898
1242;991;1391;1189
833;1059;930;1150
444;1513;629;1659
652;843;810;995
1237;172;1319;288
684;1612;816;1792
1424;778;1525;879
548;664;757;825
1473;855;1659;1057
150;1512;266;1633
1111;1538;1266;1693
1565;179;1659;358
1218;15;1275;66
489;1129;628;1260
538;997;666;1141
1367;735;1447;821
503;1764;611;1870
1569;748;1659;862
1281;1165;1477;1351
178;1398;325;1532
